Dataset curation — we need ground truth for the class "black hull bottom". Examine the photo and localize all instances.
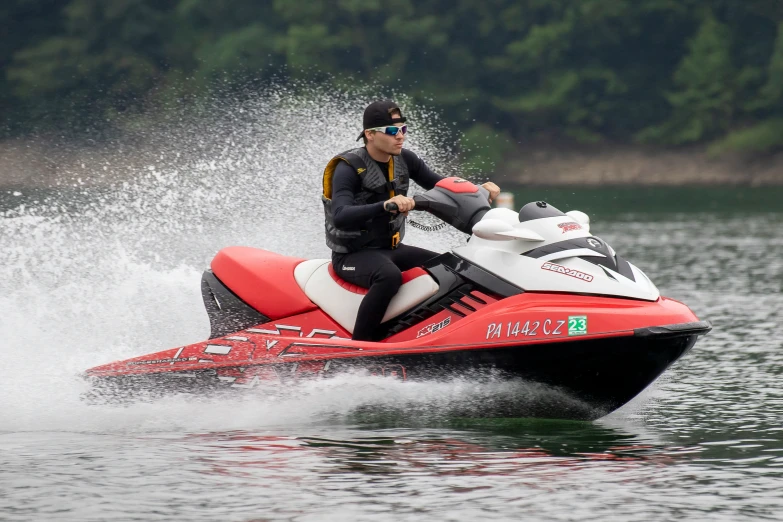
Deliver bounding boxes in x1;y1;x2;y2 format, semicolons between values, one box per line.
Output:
366;333;699;417
85;331;702;420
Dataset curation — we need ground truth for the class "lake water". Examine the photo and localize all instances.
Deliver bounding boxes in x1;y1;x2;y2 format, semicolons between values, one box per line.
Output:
2;102;782;522
2;181;781;521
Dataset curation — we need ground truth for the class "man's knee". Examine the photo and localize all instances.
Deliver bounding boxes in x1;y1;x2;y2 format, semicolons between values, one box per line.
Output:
372;263;402;290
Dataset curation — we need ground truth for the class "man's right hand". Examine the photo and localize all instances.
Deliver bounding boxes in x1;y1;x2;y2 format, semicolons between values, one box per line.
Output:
384;195;415;213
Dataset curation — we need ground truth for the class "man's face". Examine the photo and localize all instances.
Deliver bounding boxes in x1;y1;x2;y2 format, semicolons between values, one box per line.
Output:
367;114;405;156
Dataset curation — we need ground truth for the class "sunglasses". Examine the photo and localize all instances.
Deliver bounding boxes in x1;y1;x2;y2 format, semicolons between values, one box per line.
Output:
368;125;408;136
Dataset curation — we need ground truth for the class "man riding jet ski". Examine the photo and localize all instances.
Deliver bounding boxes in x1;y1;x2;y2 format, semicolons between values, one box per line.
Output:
84;106;711;419
324;100;500;340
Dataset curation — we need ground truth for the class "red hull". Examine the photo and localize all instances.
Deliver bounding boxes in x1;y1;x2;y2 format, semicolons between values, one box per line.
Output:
87;293;701;378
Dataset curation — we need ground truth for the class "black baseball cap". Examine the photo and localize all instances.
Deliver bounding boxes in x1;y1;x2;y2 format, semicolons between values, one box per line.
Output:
356;100;407;141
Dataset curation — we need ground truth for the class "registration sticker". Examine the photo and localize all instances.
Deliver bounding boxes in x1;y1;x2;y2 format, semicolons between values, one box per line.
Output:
568;316;587;336
485;319;566;340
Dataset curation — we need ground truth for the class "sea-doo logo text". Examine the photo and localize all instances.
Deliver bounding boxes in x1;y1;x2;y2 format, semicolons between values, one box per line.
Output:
342;266;356;271
416;316;452;338
541;262;594;282
127;356;197;366
558;222;582;233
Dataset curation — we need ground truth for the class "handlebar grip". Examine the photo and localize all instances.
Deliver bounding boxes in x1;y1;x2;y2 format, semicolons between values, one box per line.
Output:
386;198;429;213
412;195;430;210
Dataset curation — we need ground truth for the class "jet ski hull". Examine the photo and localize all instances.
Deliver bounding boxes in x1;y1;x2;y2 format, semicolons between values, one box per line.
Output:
85;315;709;420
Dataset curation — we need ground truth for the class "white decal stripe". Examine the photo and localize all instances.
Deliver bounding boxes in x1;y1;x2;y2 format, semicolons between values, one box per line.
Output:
539;248;606;262
224;336;248;341
306;329;337;338
247;328;280;335
171;347;184;365
276;325;302;336
205;344;232;355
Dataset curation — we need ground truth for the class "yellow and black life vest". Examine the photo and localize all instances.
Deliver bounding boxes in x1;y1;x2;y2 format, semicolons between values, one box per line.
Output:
321;147;410;253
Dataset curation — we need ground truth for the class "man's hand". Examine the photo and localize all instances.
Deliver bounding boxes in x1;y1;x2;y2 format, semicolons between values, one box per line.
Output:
384;195;415;214
482;182;501;203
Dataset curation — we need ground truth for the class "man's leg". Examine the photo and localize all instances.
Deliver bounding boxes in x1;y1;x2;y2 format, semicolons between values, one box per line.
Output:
387;244;439;271
333;250;402;341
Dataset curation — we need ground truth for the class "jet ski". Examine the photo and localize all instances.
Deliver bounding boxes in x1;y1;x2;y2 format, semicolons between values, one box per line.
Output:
85;177;711;419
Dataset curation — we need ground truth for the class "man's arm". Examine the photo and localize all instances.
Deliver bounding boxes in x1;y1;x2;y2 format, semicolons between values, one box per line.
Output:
402;149;501;203
401;149;444;190
331;162;386;229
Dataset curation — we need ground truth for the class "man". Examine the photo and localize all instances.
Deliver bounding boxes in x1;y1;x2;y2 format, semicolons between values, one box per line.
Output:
321;100;500;341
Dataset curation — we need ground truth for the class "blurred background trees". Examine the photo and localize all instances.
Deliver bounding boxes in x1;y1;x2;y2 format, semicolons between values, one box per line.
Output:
2;0;783;156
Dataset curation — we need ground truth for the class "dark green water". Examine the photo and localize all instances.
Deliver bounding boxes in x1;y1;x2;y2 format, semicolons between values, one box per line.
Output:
510;184;783;215
2;184;782;521
4;184;783;215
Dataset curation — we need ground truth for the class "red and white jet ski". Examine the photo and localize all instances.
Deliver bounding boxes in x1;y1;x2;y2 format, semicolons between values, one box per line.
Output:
85;178;710;419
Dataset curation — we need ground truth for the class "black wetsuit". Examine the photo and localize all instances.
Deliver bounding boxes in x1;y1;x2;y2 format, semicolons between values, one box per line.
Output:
331;148;443;341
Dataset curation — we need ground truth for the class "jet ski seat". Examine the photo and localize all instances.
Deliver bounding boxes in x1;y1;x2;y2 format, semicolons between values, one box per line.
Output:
294;259;439;334
211;247;318;320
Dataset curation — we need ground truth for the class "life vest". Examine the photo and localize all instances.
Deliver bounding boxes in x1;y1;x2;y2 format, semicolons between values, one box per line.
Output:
322;147;410;253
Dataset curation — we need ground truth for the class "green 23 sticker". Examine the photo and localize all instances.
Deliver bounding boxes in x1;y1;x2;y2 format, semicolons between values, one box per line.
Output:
568;316;587;336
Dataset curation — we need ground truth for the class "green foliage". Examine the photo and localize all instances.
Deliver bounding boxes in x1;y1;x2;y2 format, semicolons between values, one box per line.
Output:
1;0;783;154
708;118;783;155
637;12;736;144
752;22;783;111
459;123;513;173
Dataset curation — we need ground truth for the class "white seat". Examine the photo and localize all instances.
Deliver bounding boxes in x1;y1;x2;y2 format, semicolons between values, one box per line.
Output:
293;259;439;334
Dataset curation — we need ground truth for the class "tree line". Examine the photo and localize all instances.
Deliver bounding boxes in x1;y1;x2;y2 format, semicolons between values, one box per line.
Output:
2;0;783;155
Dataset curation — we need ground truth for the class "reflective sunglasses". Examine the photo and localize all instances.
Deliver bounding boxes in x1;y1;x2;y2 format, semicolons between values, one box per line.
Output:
368;125;408;136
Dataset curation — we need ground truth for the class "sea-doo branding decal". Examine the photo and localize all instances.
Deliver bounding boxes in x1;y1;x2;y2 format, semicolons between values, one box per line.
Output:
558;222;582;233
541;262;594;282
568;316;588;336
486;319;566;340
204;344;232;355
416;316;452;338
342;266;356;271
127;356;197;366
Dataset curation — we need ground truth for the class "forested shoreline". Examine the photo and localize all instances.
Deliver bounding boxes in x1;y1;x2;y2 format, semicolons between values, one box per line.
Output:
2;0;783;171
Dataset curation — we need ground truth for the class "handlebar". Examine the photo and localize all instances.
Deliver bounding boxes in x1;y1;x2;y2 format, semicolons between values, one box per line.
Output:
379;177;491;234
385;196;430;213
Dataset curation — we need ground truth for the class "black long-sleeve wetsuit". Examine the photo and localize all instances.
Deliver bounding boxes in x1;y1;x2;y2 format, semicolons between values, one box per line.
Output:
331;148;444;341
